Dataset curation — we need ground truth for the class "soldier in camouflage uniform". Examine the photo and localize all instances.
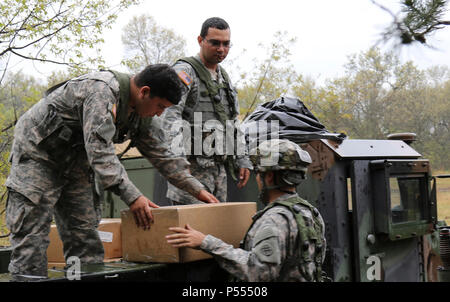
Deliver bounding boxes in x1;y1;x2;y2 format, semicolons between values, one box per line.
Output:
5;64;219;281
166;139;327;282
160;17;252;205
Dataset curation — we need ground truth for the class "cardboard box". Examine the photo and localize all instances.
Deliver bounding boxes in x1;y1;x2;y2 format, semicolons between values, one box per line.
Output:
121;202;257;263
47;218;122;262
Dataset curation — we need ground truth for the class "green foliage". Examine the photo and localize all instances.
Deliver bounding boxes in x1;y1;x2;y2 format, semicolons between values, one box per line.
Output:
292;76;352;135
234;45;450;170
402;0;448;43
0;101;12;240
0;0;140;76
373;0;450;45
45;69;84;88
237;31;298;119
0;71;44;215
121;14;187;72
0;105;10;183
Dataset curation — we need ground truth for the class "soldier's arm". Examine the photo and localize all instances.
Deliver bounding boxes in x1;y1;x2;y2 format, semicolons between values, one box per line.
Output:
169;212;289;282
132;62;210;199
133;119;206;199
82;85;142;206
158;62;195;144
232;96;253;170
230;87;252;187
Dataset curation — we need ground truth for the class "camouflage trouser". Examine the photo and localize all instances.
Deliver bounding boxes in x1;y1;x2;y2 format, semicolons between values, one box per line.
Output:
167;157;227;205
6;154;104;280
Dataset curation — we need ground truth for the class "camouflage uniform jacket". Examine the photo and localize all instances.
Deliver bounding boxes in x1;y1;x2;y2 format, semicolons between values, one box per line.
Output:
200;193;326;282
161;55;252;169
6;71;204;206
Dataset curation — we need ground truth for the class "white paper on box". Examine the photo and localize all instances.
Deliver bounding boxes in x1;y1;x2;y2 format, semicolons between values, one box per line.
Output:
98;230;113;243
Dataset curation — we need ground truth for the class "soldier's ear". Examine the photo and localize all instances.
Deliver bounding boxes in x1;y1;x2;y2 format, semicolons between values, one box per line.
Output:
265;171;275;186
139;86;151;99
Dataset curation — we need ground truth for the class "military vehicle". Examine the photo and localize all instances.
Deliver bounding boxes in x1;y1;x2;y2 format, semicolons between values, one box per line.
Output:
0;97;449;282
92;132;448;282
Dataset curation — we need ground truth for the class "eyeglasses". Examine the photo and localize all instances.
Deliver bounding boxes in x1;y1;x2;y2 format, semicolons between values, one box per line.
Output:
204;38;232;49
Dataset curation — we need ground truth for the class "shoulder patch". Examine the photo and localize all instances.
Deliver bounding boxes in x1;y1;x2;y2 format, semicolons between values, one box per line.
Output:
254;236;281;265
178;70;192;87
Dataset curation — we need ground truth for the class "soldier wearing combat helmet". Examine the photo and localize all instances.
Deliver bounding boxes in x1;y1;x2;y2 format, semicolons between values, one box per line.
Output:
166;139;327;282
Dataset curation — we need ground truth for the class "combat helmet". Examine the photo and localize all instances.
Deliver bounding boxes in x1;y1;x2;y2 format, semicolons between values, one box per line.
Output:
250;139;312;188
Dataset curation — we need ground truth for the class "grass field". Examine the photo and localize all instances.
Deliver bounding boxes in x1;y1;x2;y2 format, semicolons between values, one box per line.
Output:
436;170;450;224
1;170;449;247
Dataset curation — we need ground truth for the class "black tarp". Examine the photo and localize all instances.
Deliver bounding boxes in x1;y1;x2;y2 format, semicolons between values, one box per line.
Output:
242;96;346;144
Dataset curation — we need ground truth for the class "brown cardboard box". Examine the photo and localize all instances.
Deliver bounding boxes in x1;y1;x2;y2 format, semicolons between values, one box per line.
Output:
47;218;122;262
121;202;257;263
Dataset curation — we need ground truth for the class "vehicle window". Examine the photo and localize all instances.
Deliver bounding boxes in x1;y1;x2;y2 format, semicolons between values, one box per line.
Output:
390;177;426;224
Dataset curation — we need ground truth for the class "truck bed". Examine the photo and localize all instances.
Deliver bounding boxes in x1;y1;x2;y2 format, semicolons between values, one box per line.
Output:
0;258;229;282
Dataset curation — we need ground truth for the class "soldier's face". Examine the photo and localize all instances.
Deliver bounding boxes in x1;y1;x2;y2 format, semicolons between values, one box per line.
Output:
135;86;173;117
198;27;231;65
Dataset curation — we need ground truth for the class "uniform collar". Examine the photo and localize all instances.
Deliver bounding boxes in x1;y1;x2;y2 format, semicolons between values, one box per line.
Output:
253;192;299;220
195;54;221;79
115;72;132;127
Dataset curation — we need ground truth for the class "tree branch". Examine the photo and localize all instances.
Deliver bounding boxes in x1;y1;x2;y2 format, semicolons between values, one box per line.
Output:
8;48;79;67
243;60;271;120
0;21;72;57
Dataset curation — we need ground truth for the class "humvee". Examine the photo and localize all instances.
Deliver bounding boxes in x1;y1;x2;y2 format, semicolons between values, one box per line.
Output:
100;133;448;282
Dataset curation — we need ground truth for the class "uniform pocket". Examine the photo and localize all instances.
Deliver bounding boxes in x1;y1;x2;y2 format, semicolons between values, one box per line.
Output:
6;191;29;234
29;105;67;147
29;105;79;168
196;88;215;113
94;116;115;144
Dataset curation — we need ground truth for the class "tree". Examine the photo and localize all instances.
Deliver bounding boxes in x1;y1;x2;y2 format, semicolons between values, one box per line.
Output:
0;0;139;83
293;46;450;169
418;68;450;168
121;14;187;72
292;76;353;135
236;31;298;119
329;47;403;139
373;0;450;46
0;71;44;240
0;71;45;159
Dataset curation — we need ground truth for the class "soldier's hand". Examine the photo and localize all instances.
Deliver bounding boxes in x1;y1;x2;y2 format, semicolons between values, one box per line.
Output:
166;224;206;249
237;168;250;189
197;189;220;204
129;195;159;230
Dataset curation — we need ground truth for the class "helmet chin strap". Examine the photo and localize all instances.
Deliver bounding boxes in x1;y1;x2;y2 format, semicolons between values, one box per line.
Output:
258;172;296;206
278;188;296;195
258;172;271;206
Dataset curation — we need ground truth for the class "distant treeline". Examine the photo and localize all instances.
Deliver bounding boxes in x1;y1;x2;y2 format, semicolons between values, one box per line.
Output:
0;47;449;203
237;47;450;170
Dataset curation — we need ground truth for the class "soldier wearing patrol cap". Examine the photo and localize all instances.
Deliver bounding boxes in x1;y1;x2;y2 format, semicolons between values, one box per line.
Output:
166;139;327;282
160;17;252;205
5;64;219;281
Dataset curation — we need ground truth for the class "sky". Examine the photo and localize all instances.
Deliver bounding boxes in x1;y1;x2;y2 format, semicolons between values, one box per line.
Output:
8;0;450;85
